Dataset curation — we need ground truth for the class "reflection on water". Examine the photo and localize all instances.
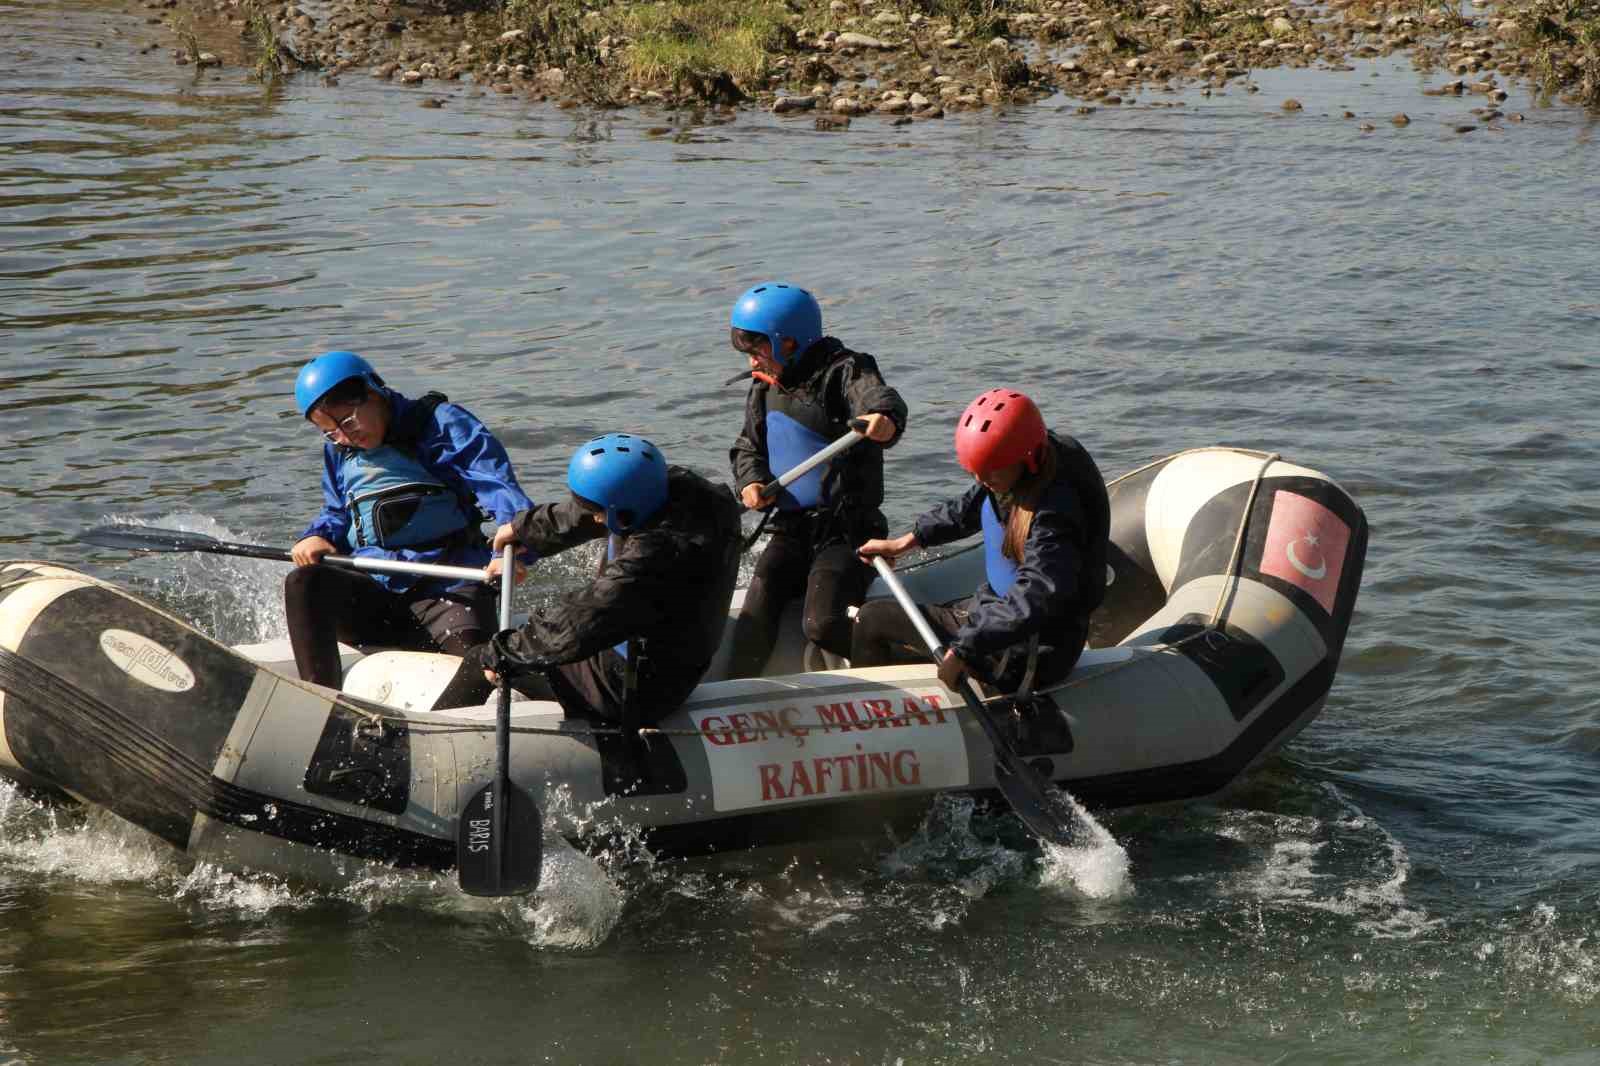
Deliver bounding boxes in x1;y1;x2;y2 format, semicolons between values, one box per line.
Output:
4;0;1600;1062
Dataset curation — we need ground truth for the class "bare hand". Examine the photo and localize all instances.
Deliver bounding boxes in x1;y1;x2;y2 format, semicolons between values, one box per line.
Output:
484;555;528;585
291;536;336;567
490;522;519;552
483;669;500;685
857;532;917;565
937;649;968;691
741;483;774;511
857;412;896;443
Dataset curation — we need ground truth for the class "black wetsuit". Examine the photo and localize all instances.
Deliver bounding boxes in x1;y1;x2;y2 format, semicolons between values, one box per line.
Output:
727;337;907;676
474;466;741;723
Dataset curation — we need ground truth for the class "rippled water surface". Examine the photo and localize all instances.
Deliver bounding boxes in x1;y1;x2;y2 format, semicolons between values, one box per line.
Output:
4;0;1600;1062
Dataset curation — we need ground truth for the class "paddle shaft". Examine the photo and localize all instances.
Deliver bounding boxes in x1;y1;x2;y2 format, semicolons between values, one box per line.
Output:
756;423;867;504
78;524;492;583
868;556;1076;847
492;544;513;890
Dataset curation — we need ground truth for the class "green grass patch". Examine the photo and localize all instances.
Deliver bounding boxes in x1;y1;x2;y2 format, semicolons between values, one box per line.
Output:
616;1;793;85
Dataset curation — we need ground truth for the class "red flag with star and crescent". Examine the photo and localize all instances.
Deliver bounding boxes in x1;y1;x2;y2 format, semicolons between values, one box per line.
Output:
1259;490;1350;615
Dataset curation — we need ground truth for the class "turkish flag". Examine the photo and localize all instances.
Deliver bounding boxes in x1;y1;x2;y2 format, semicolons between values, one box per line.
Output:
1260;490;1350;615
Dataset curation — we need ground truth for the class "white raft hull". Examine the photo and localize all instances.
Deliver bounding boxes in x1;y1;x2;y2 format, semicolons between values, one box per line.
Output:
0;447;1366;884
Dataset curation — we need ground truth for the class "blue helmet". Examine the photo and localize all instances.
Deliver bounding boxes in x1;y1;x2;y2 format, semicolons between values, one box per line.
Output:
730;282;822;368
294;351;382;417
567;433;669;535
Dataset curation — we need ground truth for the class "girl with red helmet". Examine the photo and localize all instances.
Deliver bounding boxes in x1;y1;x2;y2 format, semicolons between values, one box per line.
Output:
853;388;1111;695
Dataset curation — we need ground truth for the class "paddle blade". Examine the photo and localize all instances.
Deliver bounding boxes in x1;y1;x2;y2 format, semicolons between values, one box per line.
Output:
76;523;293;563
457;781;543;897
78;523;222;552
990;749;1076;849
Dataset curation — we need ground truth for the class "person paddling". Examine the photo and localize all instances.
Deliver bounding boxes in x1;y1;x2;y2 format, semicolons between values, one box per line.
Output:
725;281;908;677
287;351;531;688
470;434;741;725
852;388;1110;697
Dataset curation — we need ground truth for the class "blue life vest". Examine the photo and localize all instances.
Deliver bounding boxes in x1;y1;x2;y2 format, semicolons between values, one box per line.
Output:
981;495;1018;596
341;445;470;550
765;410;833;511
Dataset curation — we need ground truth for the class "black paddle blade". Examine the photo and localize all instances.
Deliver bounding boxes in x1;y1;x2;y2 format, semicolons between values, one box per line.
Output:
78;523;222;552
960;683;1077;848
457;781;543;897
76;523;293;563
990;748;1077;849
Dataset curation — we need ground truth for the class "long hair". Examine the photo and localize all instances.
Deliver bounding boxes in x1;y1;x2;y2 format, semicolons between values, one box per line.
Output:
1001;440;1058;564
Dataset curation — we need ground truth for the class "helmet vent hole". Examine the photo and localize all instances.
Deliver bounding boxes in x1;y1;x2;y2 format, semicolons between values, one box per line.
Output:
980;419;992;432
589;448;604;457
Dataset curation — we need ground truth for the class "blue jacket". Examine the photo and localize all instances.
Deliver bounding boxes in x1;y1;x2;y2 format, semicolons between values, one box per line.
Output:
299;389;531;593
911;433;1109;668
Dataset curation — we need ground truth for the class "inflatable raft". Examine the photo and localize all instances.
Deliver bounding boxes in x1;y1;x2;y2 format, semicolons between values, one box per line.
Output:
0;447;1365;886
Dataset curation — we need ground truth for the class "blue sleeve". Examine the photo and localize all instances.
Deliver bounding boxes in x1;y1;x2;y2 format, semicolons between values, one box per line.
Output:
912;483;986;549
419;403;533;523
299;445;352;548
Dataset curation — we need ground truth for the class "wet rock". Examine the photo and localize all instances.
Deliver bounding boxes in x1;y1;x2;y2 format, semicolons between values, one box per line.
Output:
1270;16;1294;35
400;70;424;84
832;96;865;114
1358;122;1376;131
909;92;930;108
1342;110;1356;118
835;32;893;50
420;97;444;108
374;62;400;79
1282;98;1303;110
196;52;220;67
1453;124;1476;133
772;94;817;113
1390;113;1410;126
814;114;850;131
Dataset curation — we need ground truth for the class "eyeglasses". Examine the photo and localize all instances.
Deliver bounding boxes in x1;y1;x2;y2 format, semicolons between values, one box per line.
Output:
319;408;363;443
730;327;771;356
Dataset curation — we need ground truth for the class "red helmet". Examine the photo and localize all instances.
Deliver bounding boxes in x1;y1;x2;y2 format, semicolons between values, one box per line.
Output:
954;388;1047;476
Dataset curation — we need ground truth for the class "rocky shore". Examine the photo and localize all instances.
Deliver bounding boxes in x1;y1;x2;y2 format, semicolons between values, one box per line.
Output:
140;0;1599;124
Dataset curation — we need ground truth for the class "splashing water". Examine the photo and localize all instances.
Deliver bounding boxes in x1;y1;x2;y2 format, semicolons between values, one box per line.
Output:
1038;791;1133;900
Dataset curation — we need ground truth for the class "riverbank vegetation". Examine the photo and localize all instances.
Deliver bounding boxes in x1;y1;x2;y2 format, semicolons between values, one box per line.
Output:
158;0;1600;113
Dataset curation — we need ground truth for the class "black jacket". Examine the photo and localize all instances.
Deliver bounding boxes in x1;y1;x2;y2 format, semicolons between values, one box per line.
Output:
489;467;741;713
912;433;1110;672
730;337;907;542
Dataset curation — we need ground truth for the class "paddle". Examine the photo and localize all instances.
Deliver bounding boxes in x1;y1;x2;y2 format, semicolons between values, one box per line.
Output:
78;523;493;584
868;556;1077;848
740;420;870;550
457;544;543;896
751;418;870;507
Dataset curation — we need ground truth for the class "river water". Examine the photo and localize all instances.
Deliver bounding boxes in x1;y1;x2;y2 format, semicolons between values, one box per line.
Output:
4;0;1599;1062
